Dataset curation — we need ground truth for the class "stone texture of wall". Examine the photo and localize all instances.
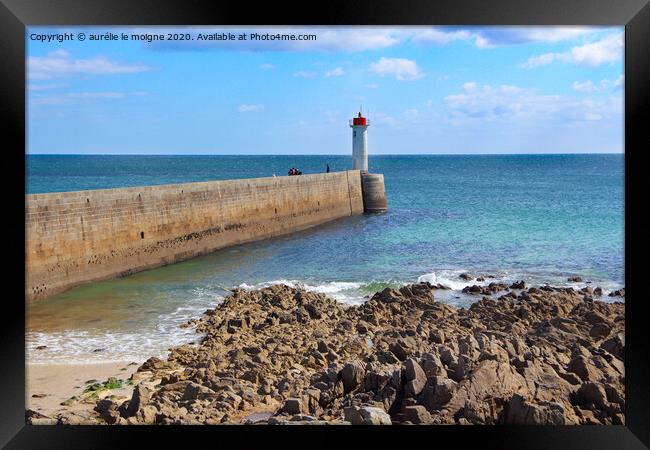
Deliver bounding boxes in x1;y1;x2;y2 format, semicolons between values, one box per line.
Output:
26;171;364;301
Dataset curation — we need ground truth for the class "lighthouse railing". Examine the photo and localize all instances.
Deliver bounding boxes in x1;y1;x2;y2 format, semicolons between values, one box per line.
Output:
349;119;370;126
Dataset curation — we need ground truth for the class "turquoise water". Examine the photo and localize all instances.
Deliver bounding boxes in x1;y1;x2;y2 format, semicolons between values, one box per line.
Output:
26;154;624;363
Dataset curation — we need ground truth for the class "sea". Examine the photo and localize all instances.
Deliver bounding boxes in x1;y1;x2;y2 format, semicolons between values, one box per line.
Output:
26;154;625;364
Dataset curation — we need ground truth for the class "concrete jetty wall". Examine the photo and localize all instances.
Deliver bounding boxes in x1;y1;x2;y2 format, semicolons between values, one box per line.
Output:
26;171;364;301
360;173;388;213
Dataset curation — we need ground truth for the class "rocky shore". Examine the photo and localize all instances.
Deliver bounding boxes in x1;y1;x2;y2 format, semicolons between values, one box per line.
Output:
27;280;625;425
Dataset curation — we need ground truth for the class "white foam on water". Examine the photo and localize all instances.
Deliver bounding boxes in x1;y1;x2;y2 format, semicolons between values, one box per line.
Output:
238;279;367;305
26;328;199;365
308;281;364;294
29;272;624;365
417;269;624;296
416;269;519;291
26;286;224;365
416;269;625;307
417;270;472;291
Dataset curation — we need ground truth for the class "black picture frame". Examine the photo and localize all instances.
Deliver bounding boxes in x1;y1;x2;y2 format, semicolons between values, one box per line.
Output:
1;0;648;448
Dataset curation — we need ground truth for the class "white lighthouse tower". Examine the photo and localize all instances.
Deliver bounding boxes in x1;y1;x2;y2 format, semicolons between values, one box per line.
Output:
349;111;369;172
348;109;387;213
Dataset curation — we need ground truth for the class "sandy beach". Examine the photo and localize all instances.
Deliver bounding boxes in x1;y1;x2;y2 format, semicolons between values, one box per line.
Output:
27;361;140;419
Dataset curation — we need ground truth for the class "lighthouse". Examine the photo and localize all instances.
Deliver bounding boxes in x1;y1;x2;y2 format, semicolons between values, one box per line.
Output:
350;111;369;172
349;110;387;213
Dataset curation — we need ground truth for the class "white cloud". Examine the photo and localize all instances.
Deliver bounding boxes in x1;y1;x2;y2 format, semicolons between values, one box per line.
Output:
411;26;598;49
27;83;66;91
369;57;424;81
404;108;419;119
475;27;596;48
365;83;380;89
28;50;152;80
570;33;622;66
499;85;523;94
324;110;341;123
585;112;603;121
411;29;473;45
238;104;264;112
293;70;316;78
515;27;596;43
614;74;624;87
30;91;127;105
372;112;399;127
463;82;478;91
313;29;401;52
572;80;596;93
520;52;564;69
325;67;344;77
443;82;621;123
521;33;622;68
66;92;125;99
573;75;624;93
259;63;274;70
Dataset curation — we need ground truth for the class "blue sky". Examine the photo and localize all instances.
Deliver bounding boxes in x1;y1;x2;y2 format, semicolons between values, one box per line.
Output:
27;26;624;154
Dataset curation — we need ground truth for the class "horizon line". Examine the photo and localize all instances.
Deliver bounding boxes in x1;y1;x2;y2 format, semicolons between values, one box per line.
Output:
26;152;624;156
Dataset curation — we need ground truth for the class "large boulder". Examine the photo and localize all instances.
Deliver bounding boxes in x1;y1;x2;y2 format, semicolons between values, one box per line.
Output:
404;358;427;397
600;333;624;360
344;406;392;425
341;361;366;394
124;383;151;418
503;394;565;425
575;382;608;409
181;382;216;402
589;323;611;339
431;377;458;406
567;355;598;382
389;340;414;361
445;359;527;418
403;405;432;424
282;398;304;415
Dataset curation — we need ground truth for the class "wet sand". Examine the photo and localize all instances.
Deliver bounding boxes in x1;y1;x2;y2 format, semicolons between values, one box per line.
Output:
27;361;140;417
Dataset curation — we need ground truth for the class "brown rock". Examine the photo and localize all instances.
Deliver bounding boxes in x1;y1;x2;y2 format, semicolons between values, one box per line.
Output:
422;376;458;409
429;329;445;344
341;361;365;394
80;283;624;426
589;322;611;339
575;382;608;409
503;394;565;425
584;310;608;325
600;333;624;360
388;339;413;361
181;382;216;401
343;406;392;425
404;358;427;397
124;383;151;418
282;398;303;415
567;355;597;382
403;405;432;424
510;280;526;289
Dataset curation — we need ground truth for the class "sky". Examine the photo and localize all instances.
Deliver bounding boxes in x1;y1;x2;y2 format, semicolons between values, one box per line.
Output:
27;26;624;155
